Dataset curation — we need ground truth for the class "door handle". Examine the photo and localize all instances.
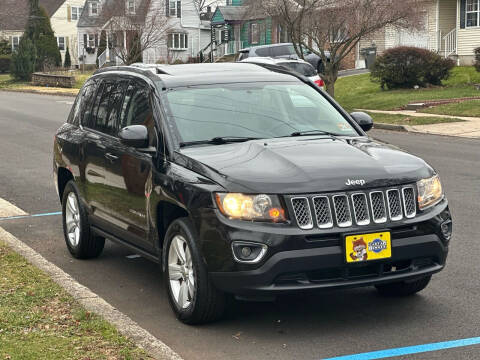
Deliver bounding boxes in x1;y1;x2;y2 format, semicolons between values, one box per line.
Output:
105;153;119;162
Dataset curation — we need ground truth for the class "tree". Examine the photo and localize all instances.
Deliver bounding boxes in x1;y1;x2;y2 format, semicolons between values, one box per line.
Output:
0;39;12;55
194;0;222;13
96;31;107;67
100;0;172;65
247;0;424;97
10;37;36;80
24;1;61;71
64;46;72;68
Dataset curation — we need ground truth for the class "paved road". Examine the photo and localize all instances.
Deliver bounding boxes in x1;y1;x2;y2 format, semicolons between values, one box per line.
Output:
1;91;479;360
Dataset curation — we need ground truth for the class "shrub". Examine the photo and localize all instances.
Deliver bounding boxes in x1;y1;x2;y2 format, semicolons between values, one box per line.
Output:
64;47;71;68
371;46;455;89
475;47;480;72
0;39;11;55
10;37;36;81
0;55;11;73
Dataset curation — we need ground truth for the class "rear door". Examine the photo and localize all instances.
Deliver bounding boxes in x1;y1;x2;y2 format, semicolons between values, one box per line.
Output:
102;78;157;251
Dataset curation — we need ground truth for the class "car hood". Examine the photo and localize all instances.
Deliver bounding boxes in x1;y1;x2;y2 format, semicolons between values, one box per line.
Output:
177;137;434;194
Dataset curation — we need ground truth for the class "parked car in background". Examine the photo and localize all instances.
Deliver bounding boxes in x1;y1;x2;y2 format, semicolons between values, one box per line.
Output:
237;43;331;73
241;57;325;89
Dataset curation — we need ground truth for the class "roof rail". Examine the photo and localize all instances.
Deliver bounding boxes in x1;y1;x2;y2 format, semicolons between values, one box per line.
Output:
250;62;311;84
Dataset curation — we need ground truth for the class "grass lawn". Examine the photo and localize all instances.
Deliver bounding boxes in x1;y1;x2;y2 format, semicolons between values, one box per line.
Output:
419;99;480;117
336;67;480;112
368;112;464;126
0;242;152;359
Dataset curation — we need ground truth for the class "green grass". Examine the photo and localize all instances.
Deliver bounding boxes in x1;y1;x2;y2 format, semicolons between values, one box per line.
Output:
0;73;29;90
419;99;480;117
0;242;152;360
0;71;93;91
336;67;480;112
368;112;464;126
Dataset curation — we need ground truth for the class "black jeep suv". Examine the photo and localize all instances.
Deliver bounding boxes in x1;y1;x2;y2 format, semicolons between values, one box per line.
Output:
53;63;452;324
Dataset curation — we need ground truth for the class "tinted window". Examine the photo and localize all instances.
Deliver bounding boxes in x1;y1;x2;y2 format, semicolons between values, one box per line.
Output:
120;82;156;146
278;62;317;77
166;82;358;143
270;45;296;57
92;82;116;134
254;47;270;57
76;80;97;126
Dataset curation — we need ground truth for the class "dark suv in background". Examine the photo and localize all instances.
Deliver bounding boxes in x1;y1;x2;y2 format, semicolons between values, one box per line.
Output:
54;63;452;324
237;43;331;73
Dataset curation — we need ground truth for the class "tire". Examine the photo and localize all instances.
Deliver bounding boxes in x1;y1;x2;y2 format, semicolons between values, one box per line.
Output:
163;218;226;324
62;181;105;259
317;61;325;74
375;275;432;297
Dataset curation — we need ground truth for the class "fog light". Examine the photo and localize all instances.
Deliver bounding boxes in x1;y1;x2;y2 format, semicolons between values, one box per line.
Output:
232;241;268;263
441;219;452;241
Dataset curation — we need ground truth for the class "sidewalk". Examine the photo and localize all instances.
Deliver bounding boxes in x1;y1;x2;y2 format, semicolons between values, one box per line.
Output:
362;109;480;139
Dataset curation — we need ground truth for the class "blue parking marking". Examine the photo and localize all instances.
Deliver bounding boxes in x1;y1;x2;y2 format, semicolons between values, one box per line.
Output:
0;211;62;221
322;337;480;360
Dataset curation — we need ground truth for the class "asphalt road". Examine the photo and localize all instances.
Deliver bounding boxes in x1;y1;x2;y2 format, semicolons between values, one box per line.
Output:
1;91;479;360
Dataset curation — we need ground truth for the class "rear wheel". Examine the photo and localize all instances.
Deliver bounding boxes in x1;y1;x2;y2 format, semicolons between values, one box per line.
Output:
375;275;432;296
62;181;105;259
164;218;226;324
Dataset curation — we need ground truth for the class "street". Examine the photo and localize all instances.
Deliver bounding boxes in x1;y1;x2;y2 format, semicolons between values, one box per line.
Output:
0;91;479;360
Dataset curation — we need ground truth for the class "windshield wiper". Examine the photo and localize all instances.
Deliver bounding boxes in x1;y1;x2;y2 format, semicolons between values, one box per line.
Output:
179;136;262;148
289;129;342;137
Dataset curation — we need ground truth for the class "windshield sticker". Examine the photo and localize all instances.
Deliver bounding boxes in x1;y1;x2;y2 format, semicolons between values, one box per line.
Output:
337;123;351;131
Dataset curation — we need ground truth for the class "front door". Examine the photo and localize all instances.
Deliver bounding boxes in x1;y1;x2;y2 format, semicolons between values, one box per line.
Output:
102;79;157;251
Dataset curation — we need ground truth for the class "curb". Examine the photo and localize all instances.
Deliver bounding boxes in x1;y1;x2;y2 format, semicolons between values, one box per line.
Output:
0;227;183;360
373;123;414;132
0;89;78;97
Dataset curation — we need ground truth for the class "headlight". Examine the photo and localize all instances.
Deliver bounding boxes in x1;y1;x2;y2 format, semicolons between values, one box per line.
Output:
215;193;287;222
417;175;443;210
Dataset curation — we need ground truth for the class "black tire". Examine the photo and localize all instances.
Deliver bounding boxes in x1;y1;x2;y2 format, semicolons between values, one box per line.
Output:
163;218;226;324
62;181;105;259
375;275;432;297
317;61;325;75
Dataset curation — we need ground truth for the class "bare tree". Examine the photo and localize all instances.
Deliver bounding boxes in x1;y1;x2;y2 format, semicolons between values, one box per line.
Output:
100;0;172;65
247;0;424;97
194;0;223;13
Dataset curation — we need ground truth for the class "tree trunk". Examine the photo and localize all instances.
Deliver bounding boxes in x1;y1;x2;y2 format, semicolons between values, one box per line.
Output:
323;70;338;98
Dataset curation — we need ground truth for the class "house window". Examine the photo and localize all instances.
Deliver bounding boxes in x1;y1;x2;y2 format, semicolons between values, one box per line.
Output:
169;1;176;16
168;33;188;50
57;36;65;51
250;23;259;44
72;7;78;20
88;34;96;48
90;2;98;16
12;36;20;52
127;0;135;14
466;0;480;27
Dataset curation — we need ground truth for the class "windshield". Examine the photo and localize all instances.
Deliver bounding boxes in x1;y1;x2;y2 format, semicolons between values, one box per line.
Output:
164;82;358;144
278;62;317;77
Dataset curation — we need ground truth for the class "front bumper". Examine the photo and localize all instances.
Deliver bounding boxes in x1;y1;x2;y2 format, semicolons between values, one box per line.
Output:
201;200;451;296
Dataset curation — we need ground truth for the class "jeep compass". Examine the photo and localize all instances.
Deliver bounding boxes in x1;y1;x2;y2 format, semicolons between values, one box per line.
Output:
53;63;452;324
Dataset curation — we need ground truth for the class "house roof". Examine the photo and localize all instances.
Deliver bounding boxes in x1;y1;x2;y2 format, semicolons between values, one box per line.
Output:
211;6;247;25
0;0;66;31
78;0;150;28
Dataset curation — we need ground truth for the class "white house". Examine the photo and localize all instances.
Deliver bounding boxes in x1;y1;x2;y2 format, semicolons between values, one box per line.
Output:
357;0;480;67
77;0;211;67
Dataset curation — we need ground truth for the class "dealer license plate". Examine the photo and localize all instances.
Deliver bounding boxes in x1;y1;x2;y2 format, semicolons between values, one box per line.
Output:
345;232;391;263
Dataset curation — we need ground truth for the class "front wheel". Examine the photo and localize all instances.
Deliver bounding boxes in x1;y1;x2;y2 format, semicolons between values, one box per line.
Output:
62;181;105;259
375;275;432;297
164;218;226;324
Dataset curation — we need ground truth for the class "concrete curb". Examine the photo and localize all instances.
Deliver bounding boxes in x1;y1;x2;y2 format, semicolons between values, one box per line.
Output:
0;226;183;360
373;123;414;132
0;89;78;97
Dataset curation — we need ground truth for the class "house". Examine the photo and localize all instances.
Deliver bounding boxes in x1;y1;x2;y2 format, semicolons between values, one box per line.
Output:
0;0;86;67
357;0;480;67
209;0;287;58
77;0;211;67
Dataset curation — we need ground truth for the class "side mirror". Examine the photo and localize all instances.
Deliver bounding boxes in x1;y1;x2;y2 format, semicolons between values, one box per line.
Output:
350;112;374;132
118;125;149;148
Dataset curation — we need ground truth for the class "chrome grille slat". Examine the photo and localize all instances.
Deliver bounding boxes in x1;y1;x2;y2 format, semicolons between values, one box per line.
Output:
369;191;387;223
351;193;370;225
387;189;403;221
291;185;417;230
332;195;352;227
402;187;416;218
291;197;313;229
312;196;333;228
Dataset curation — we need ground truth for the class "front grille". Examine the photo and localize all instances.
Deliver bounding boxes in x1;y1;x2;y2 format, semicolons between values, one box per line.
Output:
291;197;313;229
290;185;417;229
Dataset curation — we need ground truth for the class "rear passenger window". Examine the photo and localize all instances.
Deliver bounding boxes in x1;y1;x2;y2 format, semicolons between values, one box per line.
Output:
255;47;270;57
91;81;125;135
74;81;97;126
271;46;291;57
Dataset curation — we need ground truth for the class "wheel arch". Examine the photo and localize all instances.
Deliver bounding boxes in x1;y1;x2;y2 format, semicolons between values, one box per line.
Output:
156;201;190;253
57;167;74;202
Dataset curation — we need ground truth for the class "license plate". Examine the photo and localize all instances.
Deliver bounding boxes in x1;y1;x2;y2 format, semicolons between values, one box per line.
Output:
345;232;391;263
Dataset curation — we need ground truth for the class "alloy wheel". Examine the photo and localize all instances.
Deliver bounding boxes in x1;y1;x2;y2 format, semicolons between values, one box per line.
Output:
65;192;81;247
168;235;195;309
